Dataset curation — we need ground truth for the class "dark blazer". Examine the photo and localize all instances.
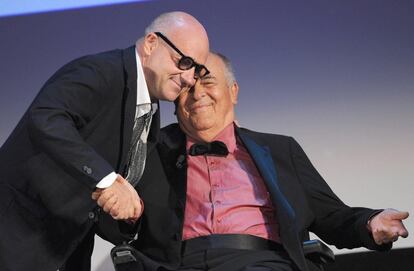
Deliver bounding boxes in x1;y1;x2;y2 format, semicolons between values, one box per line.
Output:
0;46;159;271
132;123;389;271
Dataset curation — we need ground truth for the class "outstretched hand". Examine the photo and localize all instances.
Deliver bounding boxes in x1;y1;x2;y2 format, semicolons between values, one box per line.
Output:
91;174;142;221
368;208;409;245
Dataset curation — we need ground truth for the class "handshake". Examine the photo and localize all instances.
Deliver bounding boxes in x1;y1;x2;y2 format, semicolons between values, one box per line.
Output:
91;174;143;222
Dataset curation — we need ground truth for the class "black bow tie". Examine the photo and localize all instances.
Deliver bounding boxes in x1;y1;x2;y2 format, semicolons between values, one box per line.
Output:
188;141;229;157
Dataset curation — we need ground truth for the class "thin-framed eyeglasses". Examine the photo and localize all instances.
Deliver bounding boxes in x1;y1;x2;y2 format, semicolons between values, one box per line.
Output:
154;32;210;79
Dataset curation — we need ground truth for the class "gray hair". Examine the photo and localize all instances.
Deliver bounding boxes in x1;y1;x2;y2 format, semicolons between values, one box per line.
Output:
211;52;237;86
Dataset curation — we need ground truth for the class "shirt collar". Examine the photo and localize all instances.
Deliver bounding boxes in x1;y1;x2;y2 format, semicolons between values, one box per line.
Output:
135;49;154;117
186;122;237;154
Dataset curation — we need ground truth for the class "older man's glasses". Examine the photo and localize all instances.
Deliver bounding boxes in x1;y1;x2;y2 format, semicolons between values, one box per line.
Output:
155;32;210;79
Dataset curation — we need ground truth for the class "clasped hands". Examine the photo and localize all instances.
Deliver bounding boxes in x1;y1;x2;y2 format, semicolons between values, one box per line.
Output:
92;174;142;222
368;208;409;245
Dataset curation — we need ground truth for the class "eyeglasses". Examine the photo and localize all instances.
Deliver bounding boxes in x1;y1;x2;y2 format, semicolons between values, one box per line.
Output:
154;32;210;79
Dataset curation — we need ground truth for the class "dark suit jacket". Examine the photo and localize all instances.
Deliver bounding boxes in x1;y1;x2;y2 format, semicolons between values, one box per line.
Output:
132;123;389;271
0;46;159;271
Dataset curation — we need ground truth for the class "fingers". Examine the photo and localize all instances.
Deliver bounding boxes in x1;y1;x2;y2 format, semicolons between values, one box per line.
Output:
386;209;409;220
112;200;137;220
372;222;409;245
91;188;103;200
102;195;118;213
115;174;128;185
96;190;115;207
132;198;143;221
91;192;99;200
398;224;409;238
386;210;409;239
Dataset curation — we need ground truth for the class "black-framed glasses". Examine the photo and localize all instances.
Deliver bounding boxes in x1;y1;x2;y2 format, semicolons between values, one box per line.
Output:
155;32;210;79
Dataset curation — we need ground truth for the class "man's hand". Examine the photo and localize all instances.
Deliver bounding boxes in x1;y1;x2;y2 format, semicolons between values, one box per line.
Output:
91;175;143;221
368;208;409;245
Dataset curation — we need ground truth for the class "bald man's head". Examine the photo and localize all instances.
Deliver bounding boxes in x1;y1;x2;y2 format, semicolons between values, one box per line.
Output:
144;11;208;40
137;12;210;102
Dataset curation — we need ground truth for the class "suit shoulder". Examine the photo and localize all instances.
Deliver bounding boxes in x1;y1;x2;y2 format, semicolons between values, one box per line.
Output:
45;47;134;87
238;127;305;158
159;123;184;145
238;127;304;153
63;48;126;71
238;127;293;143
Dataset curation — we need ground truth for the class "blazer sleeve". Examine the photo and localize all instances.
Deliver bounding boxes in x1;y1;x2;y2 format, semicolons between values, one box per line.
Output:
288;137;391;251
27;56;117;190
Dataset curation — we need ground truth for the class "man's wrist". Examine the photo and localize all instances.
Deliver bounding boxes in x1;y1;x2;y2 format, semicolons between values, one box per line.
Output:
366;209;384;232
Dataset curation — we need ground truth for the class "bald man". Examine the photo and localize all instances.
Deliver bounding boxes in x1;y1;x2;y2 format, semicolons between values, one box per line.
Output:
114;52;408;271
0;11;209;271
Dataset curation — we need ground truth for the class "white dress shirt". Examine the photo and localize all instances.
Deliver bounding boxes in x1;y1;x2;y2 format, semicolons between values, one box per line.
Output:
96;48;157;188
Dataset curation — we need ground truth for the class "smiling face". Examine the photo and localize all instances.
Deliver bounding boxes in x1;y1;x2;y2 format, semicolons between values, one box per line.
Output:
176;53;239;142
138;14;209;102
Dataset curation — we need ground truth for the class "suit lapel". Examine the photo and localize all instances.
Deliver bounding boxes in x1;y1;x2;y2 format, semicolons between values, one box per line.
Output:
147;103;160;155
237;128;307;271
117;46;137;173
157;124;188;205
237;129;295;223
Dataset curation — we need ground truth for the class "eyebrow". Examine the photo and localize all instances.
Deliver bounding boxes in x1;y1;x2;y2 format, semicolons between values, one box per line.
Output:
201;75;215;80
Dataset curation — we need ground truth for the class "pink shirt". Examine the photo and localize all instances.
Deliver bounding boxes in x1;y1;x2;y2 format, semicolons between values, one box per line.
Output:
182;123;280;243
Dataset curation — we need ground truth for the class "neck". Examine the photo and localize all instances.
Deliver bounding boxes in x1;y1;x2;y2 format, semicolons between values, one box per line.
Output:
189;129;221;143
181;121;234;143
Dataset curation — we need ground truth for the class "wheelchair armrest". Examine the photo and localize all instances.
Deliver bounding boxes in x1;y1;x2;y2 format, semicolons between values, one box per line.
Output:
303;239;335;265
111;243;144;271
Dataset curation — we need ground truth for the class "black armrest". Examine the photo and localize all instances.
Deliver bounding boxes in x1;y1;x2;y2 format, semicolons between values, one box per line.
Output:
111;244;143;271
303;239;335;265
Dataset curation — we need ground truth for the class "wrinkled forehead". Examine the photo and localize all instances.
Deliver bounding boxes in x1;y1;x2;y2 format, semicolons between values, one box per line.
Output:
203;54;226;79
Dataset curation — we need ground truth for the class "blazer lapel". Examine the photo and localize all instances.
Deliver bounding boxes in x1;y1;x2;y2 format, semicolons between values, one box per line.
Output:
237;130;295;223
237;129;307;271
147;103;160;156
157;124;188;205
117;46;138;174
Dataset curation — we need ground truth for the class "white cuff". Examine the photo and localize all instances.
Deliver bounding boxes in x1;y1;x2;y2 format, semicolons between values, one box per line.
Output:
96;172;117;188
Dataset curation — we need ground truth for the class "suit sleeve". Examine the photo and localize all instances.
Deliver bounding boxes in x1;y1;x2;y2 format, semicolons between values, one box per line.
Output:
27;57;116;190
288;137;391;251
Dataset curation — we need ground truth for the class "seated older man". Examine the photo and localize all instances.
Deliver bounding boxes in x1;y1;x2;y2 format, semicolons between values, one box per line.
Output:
109;52;409;271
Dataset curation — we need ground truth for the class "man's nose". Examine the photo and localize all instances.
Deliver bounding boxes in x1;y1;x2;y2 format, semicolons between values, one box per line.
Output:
180;67;196;88
191;82;206;100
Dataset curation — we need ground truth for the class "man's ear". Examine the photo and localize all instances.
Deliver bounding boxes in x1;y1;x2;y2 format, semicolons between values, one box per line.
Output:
230;82;239;104
143;33;158;56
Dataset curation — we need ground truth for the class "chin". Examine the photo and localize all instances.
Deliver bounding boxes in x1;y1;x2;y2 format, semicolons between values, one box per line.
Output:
191;119;215;131
159;89;179;102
